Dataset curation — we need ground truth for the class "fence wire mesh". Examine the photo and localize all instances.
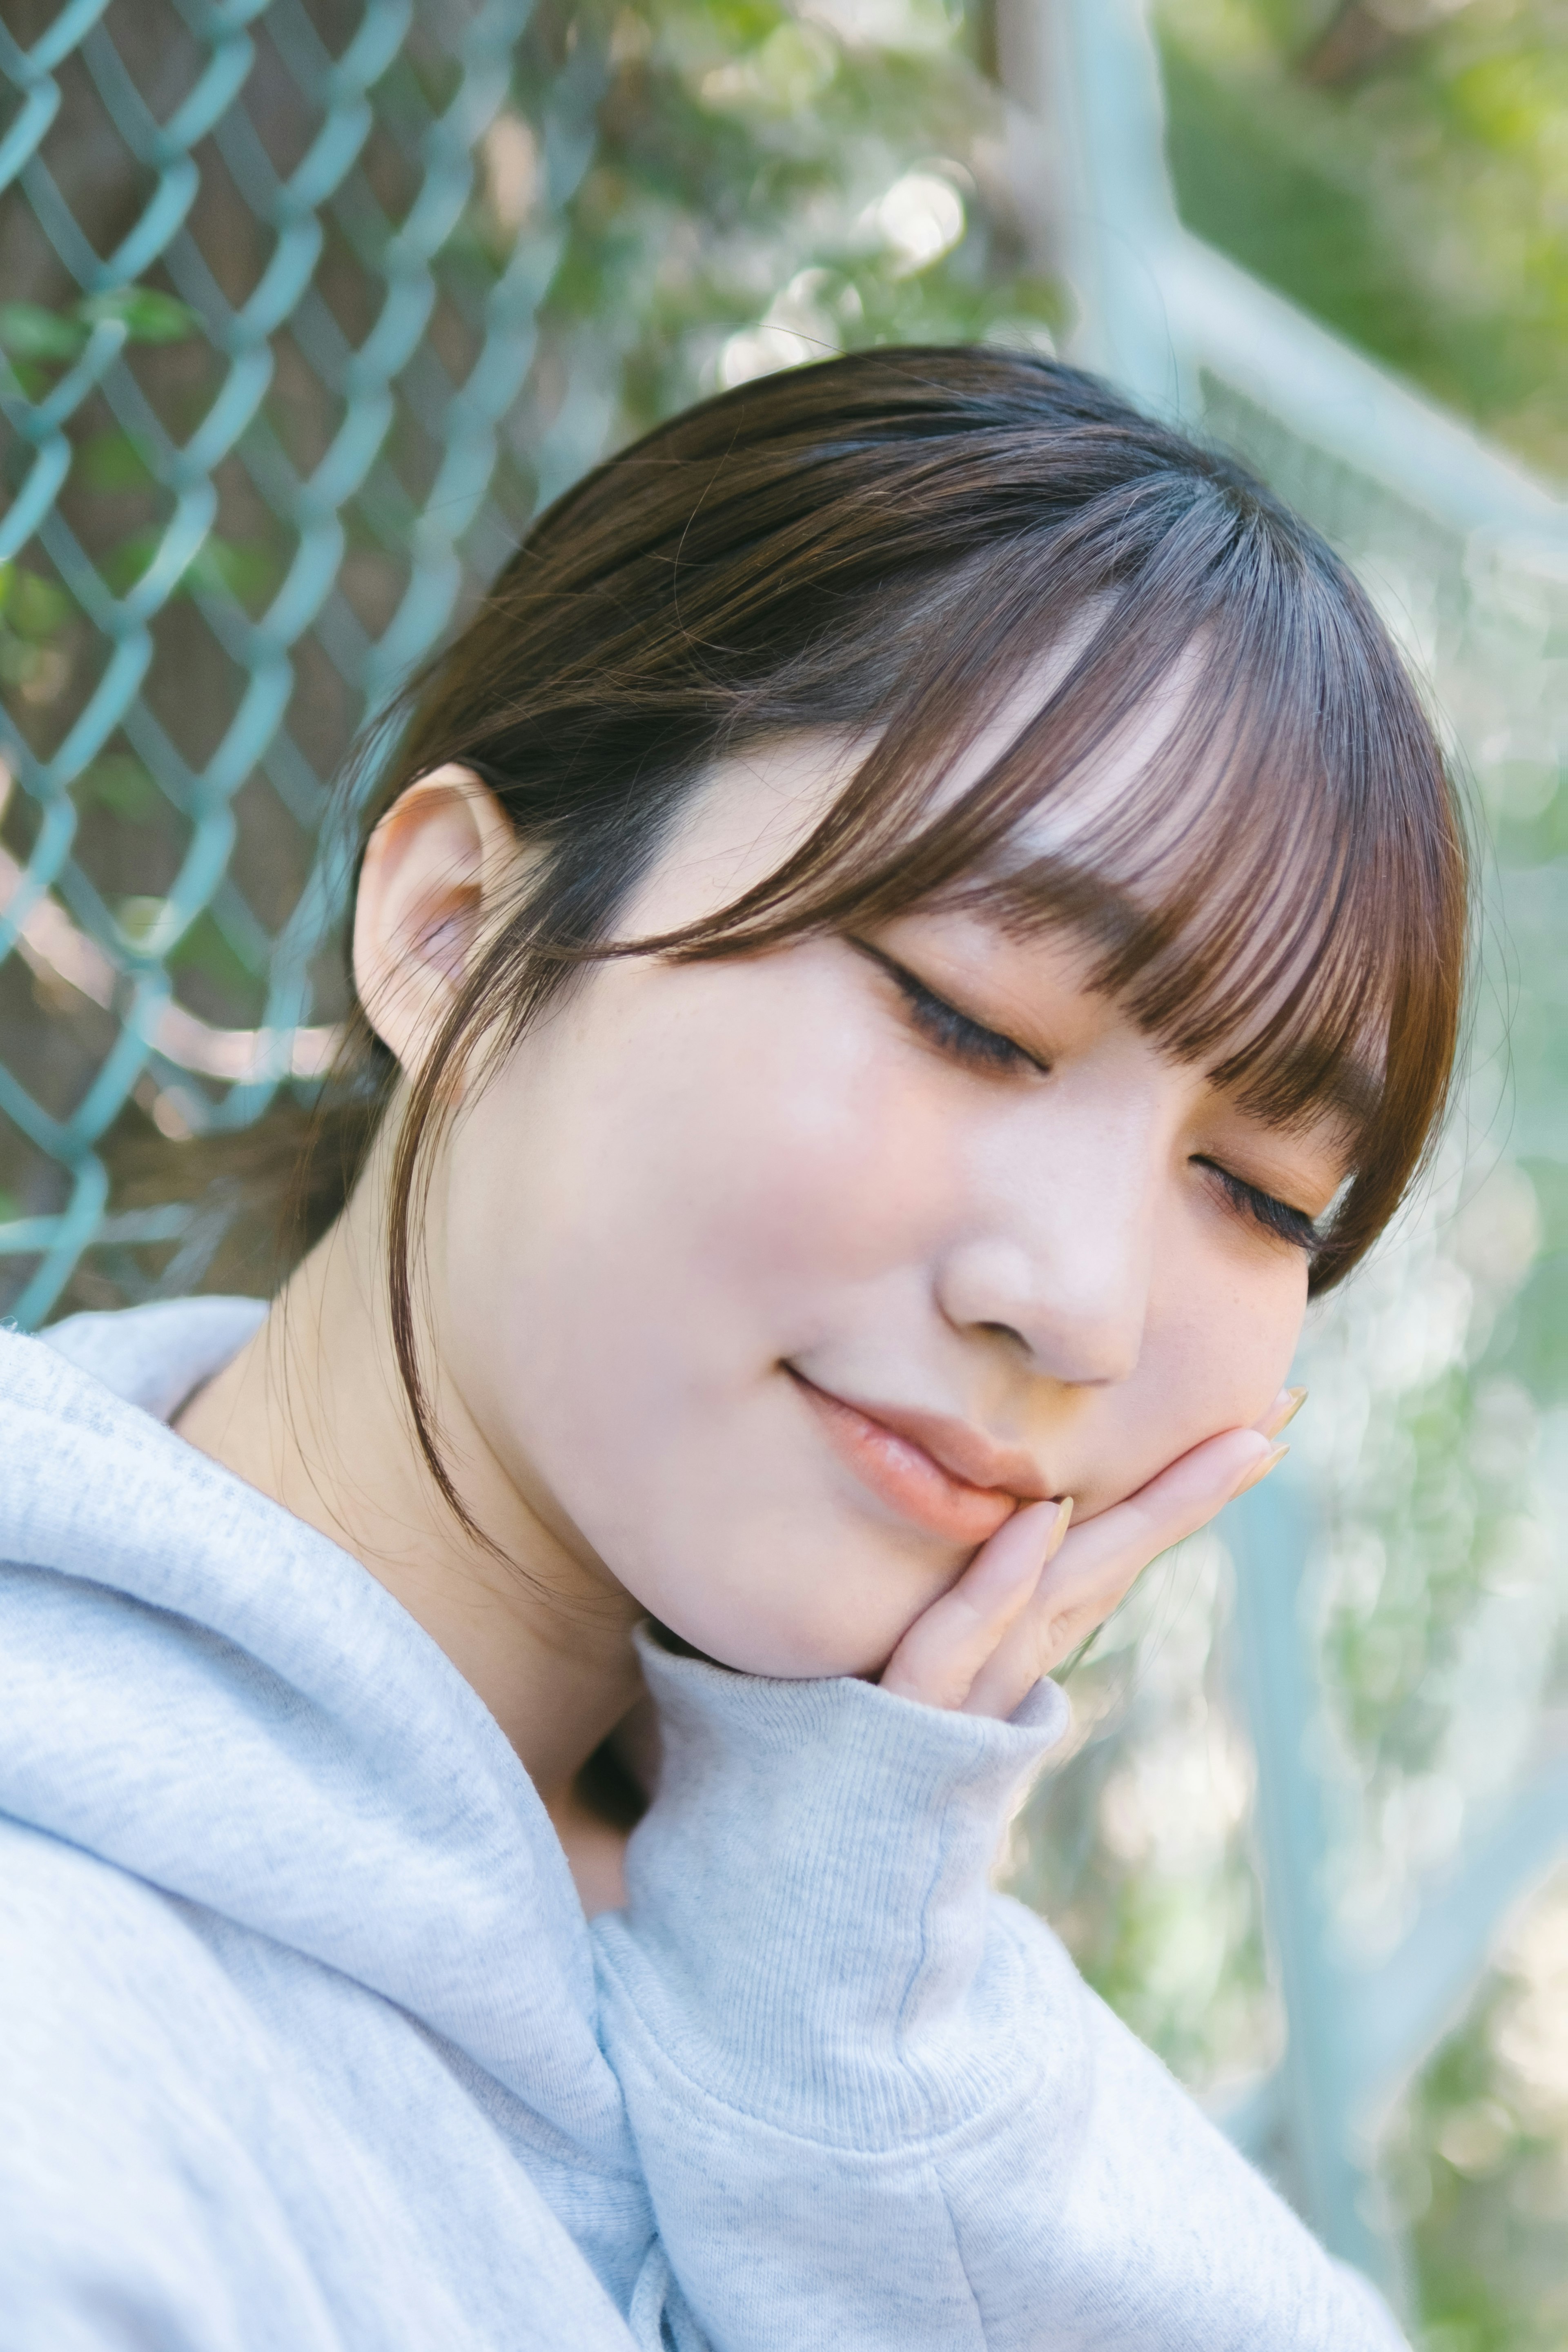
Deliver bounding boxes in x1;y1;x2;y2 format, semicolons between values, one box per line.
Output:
1203;361;1568;1945
0;0;604;1324
1219;375;1568;2295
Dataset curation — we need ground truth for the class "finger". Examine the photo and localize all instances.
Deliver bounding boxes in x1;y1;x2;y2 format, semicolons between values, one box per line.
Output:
962;1428;1283;1718
1032;1427;1283;1652
1258;1385;1306;1441
880;1496;1073;1712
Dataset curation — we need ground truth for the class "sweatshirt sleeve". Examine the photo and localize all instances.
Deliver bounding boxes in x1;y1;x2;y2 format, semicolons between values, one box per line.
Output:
591;1636;1408;2352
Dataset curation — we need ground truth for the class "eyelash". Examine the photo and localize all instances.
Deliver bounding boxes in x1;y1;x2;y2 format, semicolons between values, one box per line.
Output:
877;954;1042;1077
1193;1160;1322;1254
864;944;1322;1257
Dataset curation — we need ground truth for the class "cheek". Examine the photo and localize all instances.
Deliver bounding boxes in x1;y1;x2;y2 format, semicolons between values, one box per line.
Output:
526;952;953;1314
1165;1256;1307;1423
435;951;967;1640
1074;1244;1307;1517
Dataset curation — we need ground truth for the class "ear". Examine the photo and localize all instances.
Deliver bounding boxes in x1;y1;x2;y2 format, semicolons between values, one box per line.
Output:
352;766;522;1075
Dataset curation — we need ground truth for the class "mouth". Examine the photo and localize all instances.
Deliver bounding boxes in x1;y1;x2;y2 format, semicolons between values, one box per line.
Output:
786;1368;1048;1547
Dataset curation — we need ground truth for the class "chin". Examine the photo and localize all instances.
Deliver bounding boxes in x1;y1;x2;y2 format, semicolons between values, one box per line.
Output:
689;1626;872;1684
657;1593;901;1685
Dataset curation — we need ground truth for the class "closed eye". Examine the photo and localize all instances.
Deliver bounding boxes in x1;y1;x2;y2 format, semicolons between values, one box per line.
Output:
853;941;1044;1078
1195;1157;1321;1253
856;939;1323;1246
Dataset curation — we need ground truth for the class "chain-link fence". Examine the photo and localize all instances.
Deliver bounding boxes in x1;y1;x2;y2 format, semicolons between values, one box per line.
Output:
0;0;617;1323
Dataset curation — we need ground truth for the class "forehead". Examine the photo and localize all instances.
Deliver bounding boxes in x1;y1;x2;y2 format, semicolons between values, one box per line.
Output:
658;616;1192;891
629;732;868;932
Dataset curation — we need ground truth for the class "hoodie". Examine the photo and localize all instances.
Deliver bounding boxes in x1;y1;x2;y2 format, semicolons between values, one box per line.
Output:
0;1298;1405;2349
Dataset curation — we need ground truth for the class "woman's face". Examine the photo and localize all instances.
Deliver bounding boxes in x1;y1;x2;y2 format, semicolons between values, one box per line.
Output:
405;735;1349;1680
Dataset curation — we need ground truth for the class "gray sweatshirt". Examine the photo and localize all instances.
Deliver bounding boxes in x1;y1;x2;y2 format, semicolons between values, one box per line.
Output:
0;1297;1405;2350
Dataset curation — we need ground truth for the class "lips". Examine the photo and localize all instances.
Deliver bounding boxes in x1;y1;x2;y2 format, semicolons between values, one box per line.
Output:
788;1369;1047;1547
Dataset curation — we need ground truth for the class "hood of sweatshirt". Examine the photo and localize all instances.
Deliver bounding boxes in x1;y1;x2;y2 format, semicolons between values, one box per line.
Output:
0;1298;628;2165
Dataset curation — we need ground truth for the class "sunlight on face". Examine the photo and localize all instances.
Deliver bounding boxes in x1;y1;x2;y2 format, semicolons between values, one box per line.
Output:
428;733;1348;1680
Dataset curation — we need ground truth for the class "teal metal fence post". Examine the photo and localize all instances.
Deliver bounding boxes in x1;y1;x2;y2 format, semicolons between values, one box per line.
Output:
1228;1467;1409;2304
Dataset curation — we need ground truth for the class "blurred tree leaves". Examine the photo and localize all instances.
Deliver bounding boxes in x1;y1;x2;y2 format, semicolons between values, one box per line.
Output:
1387;1872;1568;2352
0;561;73;702
0;289;200;395
507;0;1062;455
1157;0;1568;479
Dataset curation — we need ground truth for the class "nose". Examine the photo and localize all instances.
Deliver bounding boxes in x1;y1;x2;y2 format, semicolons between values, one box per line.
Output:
933;1140;1155;1389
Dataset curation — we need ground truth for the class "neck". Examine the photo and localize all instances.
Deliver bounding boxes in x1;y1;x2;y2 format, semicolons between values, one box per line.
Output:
174;1156;645;1800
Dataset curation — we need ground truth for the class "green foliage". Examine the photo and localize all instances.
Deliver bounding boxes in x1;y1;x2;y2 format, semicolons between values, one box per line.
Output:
1383;1874;1568;2352
1158;38;1432;366
0;284;227;701
77;432;157;494
0;302;87;363
1007;1535;1279;2101
76;755;163;823
0;561;74;700
0;288;198;367
0;564;71;641
166;909;257;1001
100;530;279;608
510;0;1060;452
1156;0;1568;477
78;287;198;344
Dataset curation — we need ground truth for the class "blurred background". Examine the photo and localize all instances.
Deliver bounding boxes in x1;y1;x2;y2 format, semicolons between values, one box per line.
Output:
1;0;1564;2340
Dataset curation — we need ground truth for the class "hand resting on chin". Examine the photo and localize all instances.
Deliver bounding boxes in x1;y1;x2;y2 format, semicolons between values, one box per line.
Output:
880;1389;1298;1719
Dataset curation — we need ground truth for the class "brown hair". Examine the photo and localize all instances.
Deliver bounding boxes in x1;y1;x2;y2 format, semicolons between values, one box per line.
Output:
317;345;1468;1527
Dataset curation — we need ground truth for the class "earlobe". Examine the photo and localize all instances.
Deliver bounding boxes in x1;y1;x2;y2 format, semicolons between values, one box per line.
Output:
352;766;519;1076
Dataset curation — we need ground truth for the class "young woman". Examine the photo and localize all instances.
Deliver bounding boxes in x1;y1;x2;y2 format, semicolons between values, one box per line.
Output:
0;350;1463;2350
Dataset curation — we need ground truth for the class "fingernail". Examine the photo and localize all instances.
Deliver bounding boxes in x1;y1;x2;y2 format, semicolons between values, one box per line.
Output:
1045;1496;1075;1558
1231;1443;1288;1500
1262;1386;1307;1440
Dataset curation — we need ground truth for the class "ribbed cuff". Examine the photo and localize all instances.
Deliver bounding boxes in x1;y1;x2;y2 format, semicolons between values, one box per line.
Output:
613;1630;1069;2145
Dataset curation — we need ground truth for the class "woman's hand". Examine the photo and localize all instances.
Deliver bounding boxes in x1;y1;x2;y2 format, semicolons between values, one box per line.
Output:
879;1392;1301;1719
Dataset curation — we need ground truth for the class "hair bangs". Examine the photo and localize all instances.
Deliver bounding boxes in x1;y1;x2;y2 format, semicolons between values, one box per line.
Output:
642;468;1460;1290
982;598;1396;1136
